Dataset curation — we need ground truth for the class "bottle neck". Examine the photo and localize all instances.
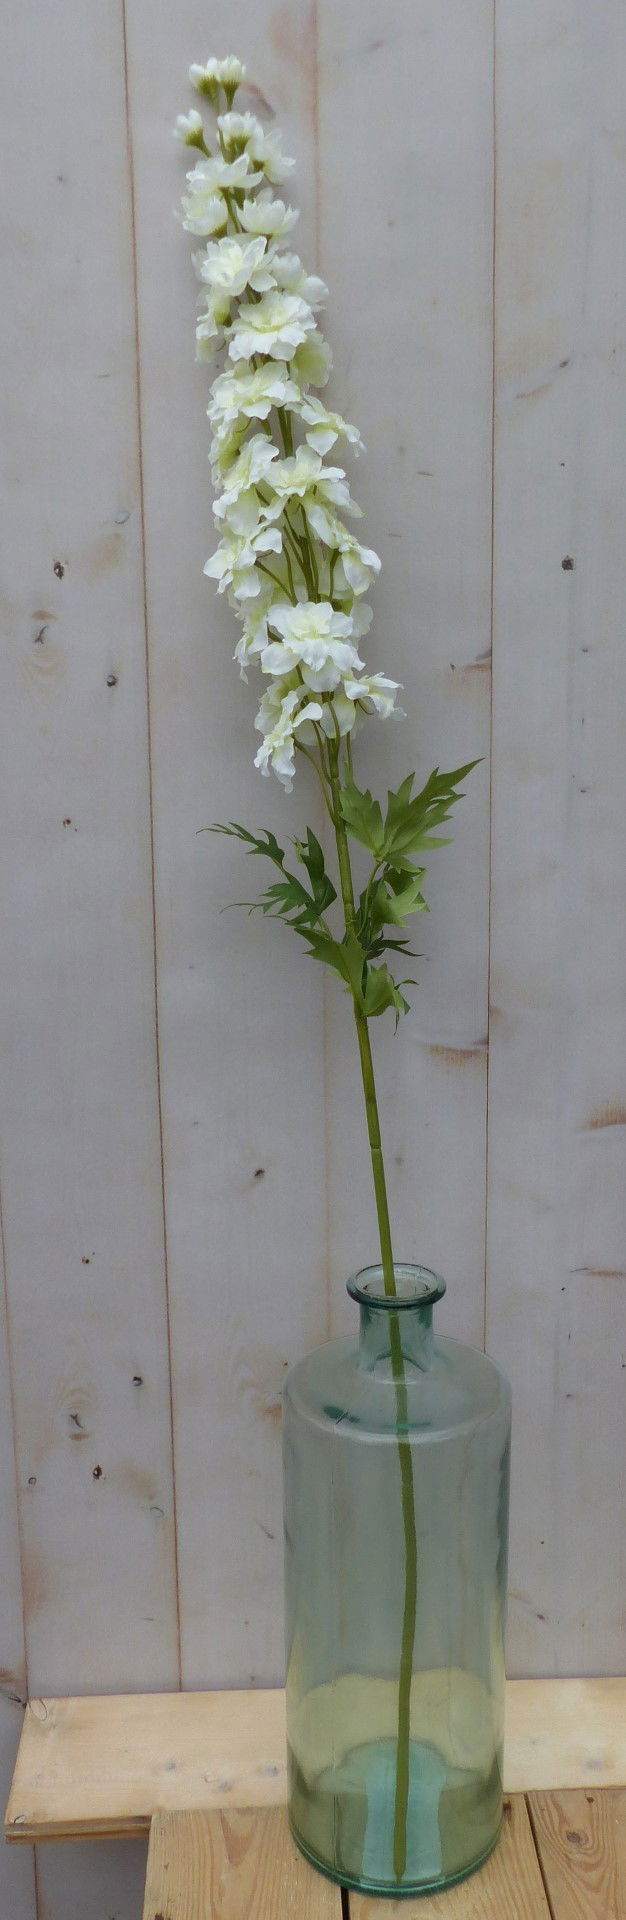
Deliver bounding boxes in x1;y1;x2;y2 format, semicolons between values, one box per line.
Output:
348;1265;446;1376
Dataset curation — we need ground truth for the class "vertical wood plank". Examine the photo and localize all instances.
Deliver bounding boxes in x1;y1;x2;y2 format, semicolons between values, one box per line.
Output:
0;0;181;1911
0;1250;37;1916
123;1;329;1686
143;1808;340;1920
528;1790;626;1919
317;0;494;1345
488;0;626;1672
351;1796;551;1918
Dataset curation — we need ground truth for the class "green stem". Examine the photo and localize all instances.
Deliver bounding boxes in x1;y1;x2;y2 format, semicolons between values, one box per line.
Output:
256;560;289;595
294;738;333;806
328;741;418;1885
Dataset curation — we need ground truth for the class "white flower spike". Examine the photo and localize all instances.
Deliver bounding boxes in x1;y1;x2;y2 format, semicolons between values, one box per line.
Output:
177;55;402;788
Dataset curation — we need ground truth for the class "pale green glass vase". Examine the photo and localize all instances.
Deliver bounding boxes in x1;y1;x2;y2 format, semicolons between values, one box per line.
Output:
283;1265;511;1898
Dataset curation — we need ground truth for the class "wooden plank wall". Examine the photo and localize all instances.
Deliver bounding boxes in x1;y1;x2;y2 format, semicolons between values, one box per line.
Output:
1;1;624;1912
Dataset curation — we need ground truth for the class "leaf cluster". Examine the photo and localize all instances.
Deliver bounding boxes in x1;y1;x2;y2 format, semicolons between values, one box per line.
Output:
208;759;479;1025
209;821;337;932
338;760;479;1016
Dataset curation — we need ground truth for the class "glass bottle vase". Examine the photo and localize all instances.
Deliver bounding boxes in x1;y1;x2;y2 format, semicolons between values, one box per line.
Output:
283;1265;511;1898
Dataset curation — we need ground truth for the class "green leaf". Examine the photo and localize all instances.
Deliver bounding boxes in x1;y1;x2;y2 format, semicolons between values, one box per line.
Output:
293;827;337;915
207;820;334;937
338;780;384;855
303;928;366;1001
362;963;412;1022
370;868;428;932
207;821;287;868
382;761;481;862
303;928;354;981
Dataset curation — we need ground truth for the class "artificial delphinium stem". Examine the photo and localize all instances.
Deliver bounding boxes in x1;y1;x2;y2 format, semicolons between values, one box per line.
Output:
328;740;418;1882
176;61;477;1888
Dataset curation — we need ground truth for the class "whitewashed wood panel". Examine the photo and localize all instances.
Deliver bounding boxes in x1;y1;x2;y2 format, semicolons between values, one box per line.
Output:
0;35;624;1920
0;0;181;1910
0;1259;36;1916
124;0;329;1688
488;0;626;1674
317;0;494;1346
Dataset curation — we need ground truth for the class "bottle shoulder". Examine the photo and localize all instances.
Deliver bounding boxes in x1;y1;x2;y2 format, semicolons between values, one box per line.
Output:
284;1332;511;1441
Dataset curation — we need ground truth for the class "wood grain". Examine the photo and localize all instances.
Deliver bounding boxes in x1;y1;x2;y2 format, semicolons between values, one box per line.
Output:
352;1795;550;1918
528;1789;626;1920
123;0;329;1693
0;0;179;1697
487;0;626;1675
0;1255;36;1914
0;0;181;1912
317;0;494;1350
6;1680;626;1844
143;1807;340;1920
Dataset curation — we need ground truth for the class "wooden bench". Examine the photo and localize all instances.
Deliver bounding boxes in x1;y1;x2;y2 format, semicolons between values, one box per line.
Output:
5;1681;626;1915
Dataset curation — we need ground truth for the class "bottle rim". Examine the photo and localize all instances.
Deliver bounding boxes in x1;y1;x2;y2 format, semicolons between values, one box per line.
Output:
347;1263;446;1311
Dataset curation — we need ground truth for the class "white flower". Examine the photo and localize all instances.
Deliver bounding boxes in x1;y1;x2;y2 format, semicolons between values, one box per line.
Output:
261;601;363;692
217;110;264;146
174;110;205;147
333;537;382;596
228;291;315;362
183;194;227;240
305;503;381;593
177;64;403;789
209;362;299;430
290;331;333;388
197;235;275;300
215;432;279;500
238;192;299;238
182;155;263;237
213;434;280;532
190;57;246;96
187;151;260;196
349;602;373;637
254;684;323;790
296;396;364;457
182;156;262;238
213;490;271;537
233;585;275;678
271;253;327;308
344;671;402;719
204;523;282;599
218;113;296;186
196;297;230;357
317;691;359;737
262;443;321;503
264;446;358;518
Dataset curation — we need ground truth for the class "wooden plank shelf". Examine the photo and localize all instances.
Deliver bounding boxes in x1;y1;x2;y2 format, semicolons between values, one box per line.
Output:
5;1682;626;1917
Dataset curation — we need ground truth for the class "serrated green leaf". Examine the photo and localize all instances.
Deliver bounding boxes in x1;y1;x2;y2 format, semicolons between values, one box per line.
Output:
363;963;412;1021
294;827;337;915
338;780;384;855
382;761;481;862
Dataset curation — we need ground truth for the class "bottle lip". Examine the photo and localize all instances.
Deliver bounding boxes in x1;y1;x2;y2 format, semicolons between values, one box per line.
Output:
347;1263;446;1311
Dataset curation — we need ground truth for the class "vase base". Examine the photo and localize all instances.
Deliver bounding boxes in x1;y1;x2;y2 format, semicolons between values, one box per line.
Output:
288;1727;503;1898
289;1812;502;1900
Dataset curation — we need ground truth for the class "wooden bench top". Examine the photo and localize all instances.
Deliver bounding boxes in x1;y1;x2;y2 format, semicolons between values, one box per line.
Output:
5;1681;626;1916
143;1796;626;1919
